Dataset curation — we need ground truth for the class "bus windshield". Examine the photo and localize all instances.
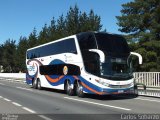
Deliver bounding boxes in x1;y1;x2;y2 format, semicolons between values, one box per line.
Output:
77;32;133;80
100;56;133;80
94;33;132;80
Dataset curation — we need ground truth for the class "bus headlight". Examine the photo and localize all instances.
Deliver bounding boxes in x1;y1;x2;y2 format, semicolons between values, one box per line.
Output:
95;79;109;87
130;82;134;87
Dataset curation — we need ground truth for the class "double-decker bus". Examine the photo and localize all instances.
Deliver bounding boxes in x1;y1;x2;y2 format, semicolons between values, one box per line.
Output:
26;32;142;97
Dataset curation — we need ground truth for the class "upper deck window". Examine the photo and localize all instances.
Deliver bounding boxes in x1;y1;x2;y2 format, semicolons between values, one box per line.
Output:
95;33;130;56
27;38;77;59
77;32;97;50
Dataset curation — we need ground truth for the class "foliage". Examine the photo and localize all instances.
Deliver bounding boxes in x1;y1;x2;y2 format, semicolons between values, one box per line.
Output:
117;0;160;71
16;37;29;72
1;40;17;72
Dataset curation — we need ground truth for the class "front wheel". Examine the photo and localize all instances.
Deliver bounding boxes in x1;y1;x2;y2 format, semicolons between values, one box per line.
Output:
134;84;138;97
76;81;85;98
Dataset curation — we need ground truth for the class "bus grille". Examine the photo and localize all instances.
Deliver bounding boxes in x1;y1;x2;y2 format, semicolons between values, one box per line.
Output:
109;84;131;88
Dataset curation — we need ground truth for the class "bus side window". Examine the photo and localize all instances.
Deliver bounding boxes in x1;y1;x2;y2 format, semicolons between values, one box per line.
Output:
82;50;100;76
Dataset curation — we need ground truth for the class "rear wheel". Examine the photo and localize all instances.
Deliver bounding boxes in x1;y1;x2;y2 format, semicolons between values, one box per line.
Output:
66;80;74;96
37;79;42;90
32;78;37;89
76;81;85;98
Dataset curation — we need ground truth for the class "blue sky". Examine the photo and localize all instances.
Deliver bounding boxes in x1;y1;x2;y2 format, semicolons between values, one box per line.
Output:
0;0;132;44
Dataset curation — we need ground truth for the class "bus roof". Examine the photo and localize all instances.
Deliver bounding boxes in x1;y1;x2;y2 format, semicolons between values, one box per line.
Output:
27;31;123;51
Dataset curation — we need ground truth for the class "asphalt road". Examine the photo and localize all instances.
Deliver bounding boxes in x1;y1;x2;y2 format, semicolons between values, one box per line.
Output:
0;79;160;120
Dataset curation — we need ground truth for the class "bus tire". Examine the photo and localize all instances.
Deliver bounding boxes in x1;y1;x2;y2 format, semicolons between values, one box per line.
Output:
133;90;138;97
134;85;138;97
76;81;85;98
66;80;74;96
37;79;42;90
32;78;37;89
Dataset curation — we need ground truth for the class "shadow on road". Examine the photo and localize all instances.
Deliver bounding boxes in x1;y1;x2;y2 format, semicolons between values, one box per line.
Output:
85;94;138;101
32;86;138;100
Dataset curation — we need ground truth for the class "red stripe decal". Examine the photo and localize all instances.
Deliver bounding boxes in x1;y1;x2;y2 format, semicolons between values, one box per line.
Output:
45;75;64;83
81;82;105;95
73;75;79;80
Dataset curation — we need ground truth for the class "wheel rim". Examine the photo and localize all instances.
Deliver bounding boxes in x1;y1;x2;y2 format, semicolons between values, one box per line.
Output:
38;80;41;89
78;85;83;93
77;82;83;96
66;81;72;95
33;79;37;88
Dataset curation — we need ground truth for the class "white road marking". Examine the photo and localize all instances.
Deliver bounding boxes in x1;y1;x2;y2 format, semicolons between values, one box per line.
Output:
0;83;5;85
135;97;160;103
38;115;53;120
22;107;36;113
12;102;22;107
4;98;11;102
0;78;25;84
0;95;37;114
16;87;33;91
64;97;131;111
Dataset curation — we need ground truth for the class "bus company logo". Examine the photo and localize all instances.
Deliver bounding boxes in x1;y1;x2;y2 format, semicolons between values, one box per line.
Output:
27;63;37;75
28;65;35;71
63;66;68;75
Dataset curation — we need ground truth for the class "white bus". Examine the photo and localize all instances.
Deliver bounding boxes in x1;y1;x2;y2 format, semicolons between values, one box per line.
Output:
26;32;142;97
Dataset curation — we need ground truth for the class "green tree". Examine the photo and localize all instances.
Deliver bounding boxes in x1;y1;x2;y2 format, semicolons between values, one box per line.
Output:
65;5;103;35
87;9;102;31
2;39;17;72
66;5;80;35
28;28;38;48
0;45;3;65
117;0;160;71
117;0;160;41
46;4;103;43
16;36;29;72
0;45;4;72
38;24;49;45
79;12;88;31
48;17;57;42
56;14;67;38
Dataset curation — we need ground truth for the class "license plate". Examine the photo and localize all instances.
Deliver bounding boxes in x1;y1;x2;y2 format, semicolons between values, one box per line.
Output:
118;90;124;93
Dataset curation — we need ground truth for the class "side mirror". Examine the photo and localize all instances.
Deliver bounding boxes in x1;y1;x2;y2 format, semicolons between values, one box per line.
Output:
130;52;143;64
89;49;105;63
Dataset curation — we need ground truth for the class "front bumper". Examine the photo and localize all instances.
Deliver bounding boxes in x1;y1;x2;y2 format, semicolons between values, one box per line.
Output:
100;87;135;95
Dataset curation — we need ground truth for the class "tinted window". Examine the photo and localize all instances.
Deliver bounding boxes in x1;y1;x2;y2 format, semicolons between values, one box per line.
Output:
95;33;130;56
27;38;77;59
77;32;99;75
77;32;97;50
40;64;80;75
82;50;100;76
